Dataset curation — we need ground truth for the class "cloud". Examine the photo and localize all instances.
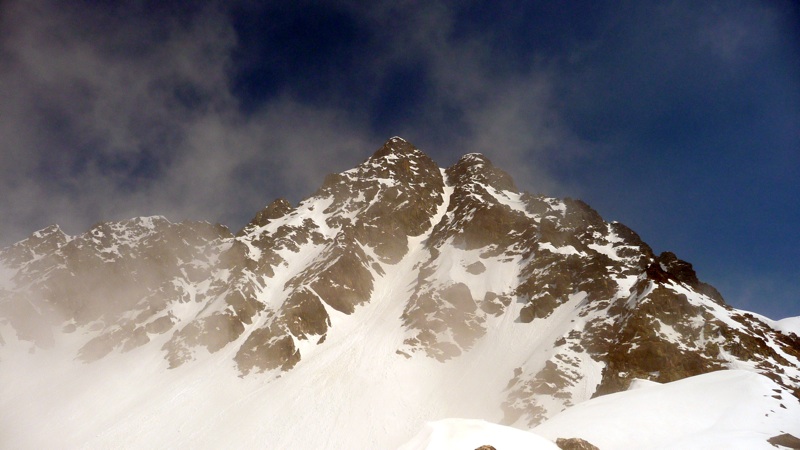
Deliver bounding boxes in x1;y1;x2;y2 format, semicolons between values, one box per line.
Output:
0;1;229;237
0;0;377;244
0;0;584;247
337;1;588;193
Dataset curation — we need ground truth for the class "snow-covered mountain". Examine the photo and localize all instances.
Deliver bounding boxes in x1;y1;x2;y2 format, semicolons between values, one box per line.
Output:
1;137;798;449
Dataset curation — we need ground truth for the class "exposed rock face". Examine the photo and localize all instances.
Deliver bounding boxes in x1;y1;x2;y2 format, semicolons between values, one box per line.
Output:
1;136;799;428
768;433;800;449
0;218;230;352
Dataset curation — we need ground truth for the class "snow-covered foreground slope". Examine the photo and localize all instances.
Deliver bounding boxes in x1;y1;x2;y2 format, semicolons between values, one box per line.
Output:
400;370;800;450
3;271;797;449
399;419;559;450
534;369;800;450
17;353;796;450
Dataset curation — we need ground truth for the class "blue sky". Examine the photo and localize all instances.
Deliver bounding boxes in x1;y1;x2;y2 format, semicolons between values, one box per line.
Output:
0;1;797;319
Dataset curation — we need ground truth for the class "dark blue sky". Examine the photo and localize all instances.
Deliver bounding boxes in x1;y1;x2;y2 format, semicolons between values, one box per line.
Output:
0;0;798;319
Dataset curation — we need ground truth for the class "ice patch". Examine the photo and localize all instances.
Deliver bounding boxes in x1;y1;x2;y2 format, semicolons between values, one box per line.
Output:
539;242;581;256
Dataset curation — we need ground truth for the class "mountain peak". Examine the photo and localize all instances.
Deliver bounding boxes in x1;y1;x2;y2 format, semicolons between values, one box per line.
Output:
447;152;518;192
458;152;490;164
370;136;422;161
32;223;65;239
0;223;71;268
238;198;295;235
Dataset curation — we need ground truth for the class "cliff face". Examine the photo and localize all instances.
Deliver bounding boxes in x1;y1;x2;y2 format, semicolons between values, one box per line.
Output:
1;137;799;428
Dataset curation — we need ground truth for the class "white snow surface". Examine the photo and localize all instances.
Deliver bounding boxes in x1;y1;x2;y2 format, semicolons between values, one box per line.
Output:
399;419;558;450
6;301;797;450
534;369;800;450
773;316;800;336
399;370;800;450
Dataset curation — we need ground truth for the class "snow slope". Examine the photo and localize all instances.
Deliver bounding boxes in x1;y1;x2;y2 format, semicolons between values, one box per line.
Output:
399;419;558;450
774;316;800;336
0;237;585;449
534;369;800;450
399;370;800;450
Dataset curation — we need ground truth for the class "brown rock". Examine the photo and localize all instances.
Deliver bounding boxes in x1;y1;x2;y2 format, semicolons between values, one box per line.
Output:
768;433;800;449
556;437;600;450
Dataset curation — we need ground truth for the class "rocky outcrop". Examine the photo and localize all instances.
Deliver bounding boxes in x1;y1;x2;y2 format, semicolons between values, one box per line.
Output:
556;437;600;450
768;433;800;449
0;218;230;352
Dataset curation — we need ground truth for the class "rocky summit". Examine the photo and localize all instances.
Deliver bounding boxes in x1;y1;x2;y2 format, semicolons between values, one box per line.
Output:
1;137;799;448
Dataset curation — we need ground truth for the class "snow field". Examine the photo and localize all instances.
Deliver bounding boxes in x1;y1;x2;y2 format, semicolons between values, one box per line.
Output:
533;369;800;450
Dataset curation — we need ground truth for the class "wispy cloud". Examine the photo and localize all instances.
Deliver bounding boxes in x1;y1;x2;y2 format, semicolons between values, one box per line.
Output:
0;1;377;243
0;0;584;245
336;1;588;193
